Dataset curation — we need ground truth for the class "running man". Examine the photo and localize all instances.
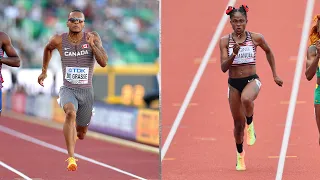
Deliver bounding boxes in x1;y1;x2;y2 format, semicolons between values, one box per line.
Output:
219;5;283;171
0;31;21;116
305;15;320;145
37;9;108;171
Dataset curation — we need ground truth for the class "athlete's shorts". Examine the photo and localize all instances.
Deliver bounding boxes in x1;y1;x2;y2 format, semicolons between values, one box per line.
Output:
228;74;261;94
58;86;94;127
314;84;320;104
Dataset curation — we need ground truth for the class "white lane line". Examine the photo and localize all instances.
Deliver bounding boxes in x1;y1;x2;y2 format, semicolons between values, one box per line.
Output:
161;0;237;161
0;161;32;180
275;0;315;179
0;125;148;180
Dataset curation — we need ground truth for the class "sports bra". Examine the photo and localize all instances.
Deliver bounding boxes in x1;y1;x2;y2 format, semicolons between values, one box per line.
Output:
228;31;257;67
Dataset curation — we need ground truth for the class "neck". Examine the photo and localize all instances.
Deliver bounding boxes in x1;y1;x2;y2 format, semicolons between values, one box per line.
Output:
68;31;83;44
233;31;246;39
68;31;82;38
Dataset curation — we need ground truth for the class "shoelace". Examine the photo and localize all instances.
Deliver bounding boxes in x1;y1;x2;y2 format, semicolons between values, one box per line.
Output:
66;157;78;162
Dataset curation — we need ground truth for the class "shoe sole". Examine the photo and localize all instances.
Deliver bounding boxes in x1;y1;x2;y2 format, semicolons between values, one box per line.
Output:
236;168;246;171
67;164;77;171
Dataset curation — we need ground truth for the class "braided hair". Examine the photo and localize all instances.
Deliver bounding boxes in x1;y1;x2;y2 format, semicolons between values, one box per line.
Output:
226;4;249;19
309;15;320;46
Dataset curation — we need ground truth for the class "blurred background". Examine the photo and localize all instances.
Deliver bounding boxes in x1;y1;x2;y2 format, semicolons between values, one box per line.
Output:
1;0;159;147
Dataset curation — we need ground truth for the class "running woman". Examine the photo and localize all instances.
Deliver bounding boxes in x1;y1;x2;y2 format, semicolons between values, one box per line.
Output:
219;5;283;171
37;10;108;171
305;15;320;145
0;31;21;116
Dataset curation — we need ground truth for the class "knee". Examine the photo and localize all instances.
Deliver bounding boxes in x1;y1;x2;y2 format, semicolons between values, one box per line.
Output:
77;132;85;140
65;110;76;122
76;126;88;140
241;96;252;107
77;131;87;140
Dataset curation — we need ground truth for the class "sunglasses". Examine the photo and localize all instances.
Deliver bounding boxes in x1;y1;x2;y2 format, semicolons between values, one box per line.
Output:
68;18;85;23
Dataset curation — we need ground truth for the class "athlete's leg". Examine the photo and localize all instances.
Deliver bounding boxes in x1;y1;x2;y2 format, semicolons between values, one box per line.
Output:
229;85;246;144
241;79;261;118
59;87;78;171
241;79;262;146
76;125;88;140
314;85;320;145
63;103;77;157
228;85;246;171
314;105;320;145
75;88;94;140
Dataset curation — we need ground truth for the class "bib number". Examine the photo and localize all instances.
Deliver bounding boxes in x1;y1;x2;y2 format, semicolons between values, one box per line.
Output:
65;67;89;84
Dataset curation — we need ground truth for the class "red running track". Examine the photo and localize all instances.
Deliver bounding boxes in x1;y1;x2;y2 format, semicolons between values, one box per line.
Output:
162;0;320;179
0;116;159;180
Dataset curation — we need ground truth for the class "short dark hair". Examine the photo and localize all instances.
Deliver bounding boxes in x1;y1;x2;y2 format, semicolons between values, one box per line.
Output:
226;5;249;19
68;9;84;18
71;9;83;13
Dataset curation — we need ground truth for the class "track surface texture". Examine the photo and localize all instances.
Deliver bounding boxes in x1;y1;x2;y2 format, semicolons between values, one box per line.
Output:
0;115;159;180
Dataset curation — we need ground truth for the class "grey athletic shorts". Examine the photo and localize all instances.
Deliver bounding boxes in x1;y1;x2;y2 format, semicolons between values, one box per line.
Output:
58;86;94;127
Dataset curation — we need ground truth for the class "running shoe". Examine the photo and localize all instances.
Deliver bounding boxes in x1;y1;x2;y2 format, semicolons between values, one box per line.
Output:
247;122;256;146
66;157;78;171
236;150;246;171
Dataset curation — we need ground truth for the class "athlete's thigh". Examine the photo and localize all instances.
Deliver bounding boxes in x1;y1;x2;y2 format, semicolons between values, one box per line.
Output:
75;88;94;127
228;85;245;120
59;86;78;112
241;79;262;101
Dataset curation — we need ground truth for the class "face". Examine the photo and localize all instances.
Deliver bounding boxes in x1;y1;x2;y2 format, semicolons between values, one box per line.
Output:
230;12;247;35
67;12;85;33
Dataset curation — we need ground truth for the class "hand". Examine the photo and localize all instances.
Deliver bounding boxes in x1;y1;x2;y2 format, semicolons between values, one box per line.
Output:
232;43;240;55
38;72;47;87
274;76;283;87
86;32;95;46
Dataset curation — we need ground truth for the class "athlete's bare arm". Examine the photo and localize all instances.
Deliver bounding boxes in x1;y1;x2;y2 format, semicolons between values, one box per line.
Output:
305;44;320;81
251;33;277;76
220;35;238;73
86;31;108;67
42;34;62;74
252;32;283;86
38;34;61;86
0;32;20;67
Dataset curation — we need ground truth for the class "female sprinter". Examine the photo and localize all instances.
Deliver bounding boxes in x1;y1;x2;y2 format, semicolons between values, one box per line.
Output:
219;5;283;171
305;15;320;145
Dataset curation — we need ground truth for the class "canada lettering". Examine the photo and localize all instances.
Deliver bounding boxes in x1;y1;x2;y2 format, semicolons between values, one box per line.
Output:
64;50;89;57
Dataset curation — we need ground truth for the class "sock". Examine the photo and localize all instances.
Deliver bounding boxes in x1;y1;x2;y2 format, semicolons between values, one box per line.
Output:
246;115;253;125
236;142;243;153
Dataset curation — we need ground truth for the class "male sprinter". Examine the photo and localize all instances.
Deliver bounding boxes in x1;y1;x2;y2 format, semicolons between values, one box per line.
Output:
0;31;21;116
37;10;108;171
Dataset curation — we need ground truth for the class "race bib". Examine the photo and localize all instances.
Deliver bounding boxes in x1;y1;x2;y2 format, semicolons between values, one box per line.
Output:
65;67;89;84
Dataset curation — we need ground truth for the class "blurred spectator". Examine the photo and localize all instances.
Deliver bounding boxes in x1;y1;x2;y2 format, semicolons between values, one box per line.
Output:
0;0;159;73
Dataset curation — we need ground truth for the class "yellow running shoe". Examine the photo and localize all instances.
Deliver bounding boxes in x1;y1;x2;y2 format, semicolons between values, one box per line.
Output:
247;122;256;146
66;157;78;171
236;150;246;171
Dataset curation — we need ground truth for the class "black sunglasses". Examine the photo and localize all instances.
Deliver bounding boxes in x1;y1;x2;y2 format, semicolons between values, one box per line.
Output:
68;18;85;23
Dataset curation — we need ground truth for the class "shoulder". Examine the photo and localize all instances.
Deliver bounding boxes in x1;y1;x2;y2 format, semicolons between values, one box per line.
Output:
308;44;317;53
219;34;230;46
249;32;264;41
49;33;63;44
0;31;11;43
